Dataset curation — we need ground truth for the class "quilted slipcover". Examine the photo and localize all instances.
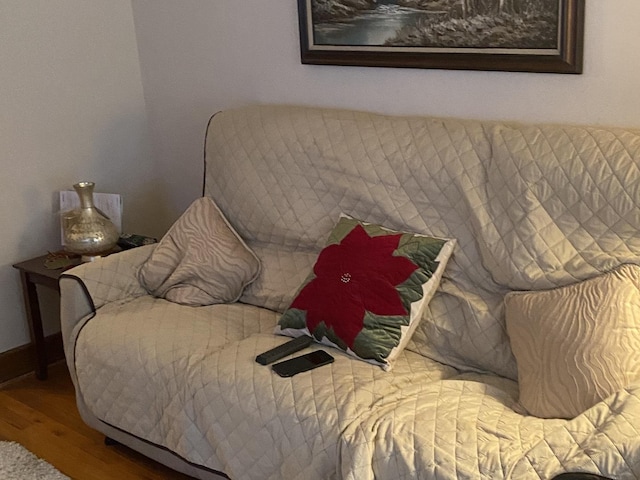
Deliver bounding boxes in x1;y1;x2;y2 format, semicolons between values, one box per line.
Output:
61;105;640;480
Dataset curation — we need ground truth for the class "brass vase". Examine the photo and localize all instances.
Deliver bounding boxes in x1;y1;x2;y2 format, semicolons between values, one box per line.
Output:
62;182;119;261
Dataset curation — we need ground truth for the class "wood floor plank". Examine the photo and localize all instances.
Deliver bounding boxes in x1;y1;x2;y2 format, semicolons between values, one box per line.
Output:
0;362;193;479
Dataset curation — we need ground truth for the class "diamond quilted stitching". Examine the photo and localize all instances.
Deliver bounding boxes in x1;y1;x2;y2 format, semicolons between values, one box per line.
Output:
64;106;640;480
75;297;457;479
206;106;517;378
486;124;640;291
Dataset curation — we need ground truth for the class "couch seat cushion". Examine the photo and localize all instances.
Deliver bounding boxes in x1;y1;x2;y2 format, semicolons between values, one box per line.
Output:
72;295;457;479
339;372;640;480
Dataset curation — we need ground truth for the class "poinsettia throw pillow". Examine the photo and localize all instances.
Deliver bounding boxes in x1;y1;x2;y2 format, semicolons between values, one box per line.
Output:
275;215;456;370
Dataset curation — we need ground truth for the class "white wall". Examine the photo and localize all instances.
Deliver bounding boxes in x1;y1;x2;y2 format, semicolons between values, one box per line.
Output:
0;1;157;352
131;1;640;233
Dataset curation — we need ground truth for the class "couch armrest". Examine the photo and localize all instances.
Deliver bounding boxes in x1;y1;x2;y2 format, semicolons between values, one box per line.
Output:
59;245;155;359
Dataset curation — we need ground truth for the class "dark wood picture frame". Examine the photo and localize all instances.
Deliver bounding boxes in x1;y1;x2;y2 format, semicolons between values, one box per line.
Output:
298;0;584;74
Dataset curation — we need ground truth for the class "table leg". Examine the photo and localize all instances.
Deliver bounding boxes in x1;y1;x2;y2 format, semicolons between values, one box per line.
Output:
18;271;48;380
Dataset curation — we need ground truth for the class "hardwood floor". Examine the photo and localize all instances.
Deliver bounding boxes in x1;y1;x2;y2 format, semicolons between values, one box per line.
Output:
0;361;193;479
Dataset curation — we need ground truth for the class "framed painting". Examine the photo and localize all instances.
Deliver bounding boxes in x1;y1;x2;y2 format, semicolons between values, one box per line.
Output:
298;0;584;73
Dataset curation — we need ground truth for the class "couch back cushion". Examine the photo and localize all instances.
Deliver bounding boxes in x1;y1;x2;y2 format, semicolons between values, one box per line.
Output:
203;105;640;379
203;105;517;378
483;124;640;290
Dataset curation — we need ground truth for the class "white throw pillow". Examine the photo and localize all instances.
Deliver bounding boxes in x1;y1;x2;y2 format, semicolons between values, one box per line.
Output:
505;263;640;419
138;197;260;306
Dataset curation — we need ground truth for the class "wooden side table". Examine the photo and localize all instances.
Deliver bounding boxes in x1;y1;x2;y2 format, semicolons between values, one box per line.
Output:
12;254;81;380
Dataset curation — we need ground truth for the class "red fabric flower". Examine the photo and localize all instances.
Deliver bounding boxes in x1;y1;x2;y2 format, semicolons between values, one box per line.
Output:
291;224;419;348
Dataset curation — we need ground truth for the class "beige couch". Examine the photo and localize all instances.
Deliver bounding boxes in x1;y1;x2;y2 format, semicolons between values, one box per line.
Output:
60;105;640;479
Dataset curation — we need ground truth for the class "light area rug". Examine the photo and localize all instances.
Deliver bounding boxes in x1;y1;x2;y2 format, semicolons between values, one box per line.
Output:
0;441;69;479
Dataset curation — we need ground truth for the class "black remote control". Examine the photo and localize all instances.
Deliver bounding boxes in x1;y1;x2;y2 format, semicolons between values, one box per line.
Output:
255;336;313;365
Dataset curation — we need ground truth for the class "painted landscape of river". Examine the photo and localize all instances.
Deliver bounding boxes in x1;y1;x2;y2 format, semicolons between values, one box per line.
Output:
314;4;434;46
310;0;559;50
